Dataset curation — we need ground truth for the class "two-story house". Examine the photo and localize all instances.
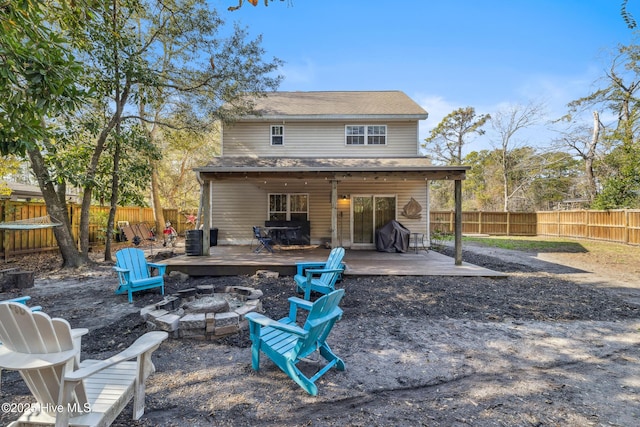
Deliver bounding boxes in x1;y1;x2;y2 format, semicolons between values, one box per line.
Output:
194;91;468;262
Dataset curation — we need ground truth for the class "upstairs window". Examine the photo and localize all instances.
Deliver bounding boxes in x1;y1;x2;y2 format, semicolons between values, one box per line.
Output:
271;125;284;146
367;125;387;145
345;125;386;145
345;125;365;145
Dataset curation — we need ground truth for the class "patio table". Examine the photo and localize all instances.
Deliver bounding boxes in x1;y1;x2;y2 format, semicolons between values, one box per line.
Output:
264;226;301;245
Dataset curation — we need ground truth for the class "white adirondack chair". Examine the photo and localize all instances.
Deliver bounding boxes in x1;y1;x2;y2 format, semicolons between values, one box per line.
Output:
0;298;87;394
0;302;167;427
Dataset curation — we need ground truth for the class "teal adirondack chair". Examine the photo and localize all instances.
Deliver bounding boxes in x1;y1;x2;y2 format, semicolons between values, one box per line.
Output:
0;295;41;312
246;289;346;396
114;248;166;303
295;247;345;300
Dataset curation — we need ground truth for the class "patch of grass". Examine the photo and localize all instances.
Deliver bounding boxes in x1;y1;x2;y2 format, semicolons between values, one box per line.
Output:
461;236;588;253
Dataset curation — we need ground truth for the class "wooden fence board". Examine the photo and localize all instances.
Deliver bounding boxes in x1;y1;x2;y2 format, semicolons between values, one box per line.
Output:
537;209;640;245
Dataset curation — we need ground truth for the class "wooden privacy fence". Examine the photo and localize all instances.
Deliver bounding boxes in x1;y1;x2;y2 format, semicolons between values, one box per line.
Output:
537;210;640;245
3;203;639;257
430;211;538;236
0;200;188;258
430;209;640;245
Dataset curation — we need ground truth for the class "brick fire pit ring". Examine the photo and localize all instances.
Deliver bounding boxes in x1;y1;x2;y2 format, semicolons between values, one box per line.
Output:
141;285;263;340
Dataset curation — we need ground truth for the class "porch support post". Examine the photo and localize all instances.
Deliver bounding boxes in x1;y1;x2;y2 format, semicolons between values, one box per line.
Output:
331;180;338;248
425;179;431;245
202;180;211;256
454;179;462;265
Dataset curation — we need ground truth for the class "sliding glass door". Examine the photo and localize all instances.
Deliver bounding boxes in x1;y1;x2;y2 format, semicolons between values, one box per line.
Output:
351;195;396;248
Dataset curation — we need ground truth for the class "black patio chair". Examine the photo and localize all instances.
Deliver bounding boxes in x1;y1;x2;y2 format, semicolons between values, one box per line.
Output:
252;226;274;253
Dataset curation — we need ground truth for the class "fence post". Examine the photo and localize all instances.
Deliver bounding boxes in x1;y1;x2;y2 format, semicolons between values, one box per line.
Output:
478;211;482;234
625;209;630;244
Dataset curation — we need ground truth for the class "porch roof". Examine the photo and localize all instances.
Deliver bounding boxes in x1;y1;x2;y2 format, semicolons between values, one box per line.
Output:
195;157;469;180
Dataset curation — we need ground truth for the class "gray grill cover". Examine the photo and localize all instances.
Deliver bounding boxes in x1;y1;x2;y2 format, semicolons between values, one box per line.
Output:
375;220;410;253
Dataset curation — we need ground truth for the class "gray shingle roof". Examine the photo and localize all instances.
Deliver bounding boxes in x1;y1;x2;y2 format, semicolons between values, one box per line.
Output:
248;91;428;118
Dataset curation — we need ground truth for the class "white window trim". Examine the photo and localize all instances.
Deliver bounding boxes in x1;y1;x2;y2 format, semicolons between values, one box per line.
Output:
271;125;284;146
345;125;387;146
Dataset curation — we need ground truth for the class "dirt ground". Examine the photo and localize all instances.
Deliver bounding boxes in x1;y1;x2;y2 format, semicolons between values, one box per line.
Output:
1;239;640;427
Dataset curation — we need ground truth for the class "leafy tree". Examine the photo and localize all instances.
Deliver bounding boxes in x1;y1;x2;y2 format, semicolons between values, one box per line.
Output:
0;0;91;267
423;107;490;165
567;42;640;208
132;0;283;235
528;151;583;210
51;0;282;259
155;117;220;213
461;150;503;211
0;155;21;197
591;136;640;208
1;0;282;265
460;148;580;212
622;0;637;28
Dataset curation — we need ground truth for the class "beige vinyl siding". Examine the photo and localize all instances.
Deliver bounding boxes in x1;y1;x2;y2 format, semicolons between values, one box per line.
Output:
210;181;266;244
210;179;334;244
223;121;420;158
210;178;428;247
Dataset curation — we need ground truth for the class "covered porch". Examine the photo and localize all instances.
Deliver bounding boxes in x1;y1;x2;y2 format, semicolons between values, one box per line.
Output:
160;245;506;278
194;157;471;264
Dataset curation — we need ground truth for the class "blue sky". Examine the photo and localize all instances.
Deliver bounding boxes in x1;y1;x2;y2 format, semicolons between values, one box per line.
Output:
211;0;637;152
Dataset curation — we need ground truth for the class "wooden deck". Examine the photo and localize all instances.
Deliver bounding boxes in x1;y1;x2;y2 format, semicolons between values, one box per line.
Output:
157;245;506;278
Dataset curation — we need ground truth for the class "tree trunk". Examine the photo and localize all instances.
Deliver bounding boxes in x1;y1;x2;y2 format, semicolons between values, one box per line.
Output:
585;111;600;202
145;118;165;237
105;135;121;261
501;150;509;212
27;148;88;268
150;164;166;237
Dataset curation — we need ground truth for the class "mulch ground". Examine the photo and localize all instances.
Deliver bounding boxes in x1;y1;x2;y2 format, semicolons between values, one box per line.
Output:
1;244;639;426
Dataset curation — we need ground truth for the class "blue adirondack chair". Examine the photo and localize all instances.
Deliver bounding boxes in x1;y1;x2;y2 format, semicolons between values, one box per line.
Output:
114;248;166;303
295;247;345;300
246;289;346;396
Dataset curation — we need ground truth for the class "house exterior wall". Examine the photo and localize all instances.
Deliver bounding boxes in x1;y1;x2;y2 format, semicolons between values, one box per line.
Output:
222;121;420;157
207;91;433;249
211;178;429;248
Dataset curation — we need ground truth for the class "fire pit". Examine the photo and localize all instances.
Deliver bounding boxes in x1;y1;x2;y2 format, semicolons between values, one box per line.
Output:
141;285;263;340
